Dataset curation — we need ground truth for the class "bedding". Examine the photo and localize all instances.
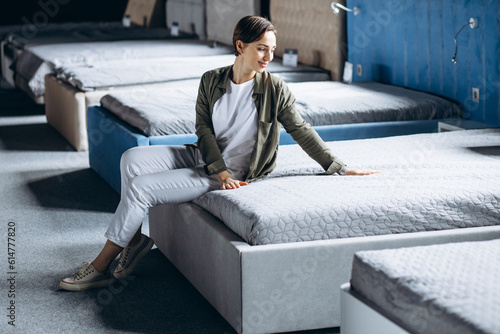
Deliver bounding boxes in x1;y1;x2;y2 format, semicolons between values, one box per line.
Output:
10;39;232;102
193;129;500;245
349;239;500;334
100;81;462;138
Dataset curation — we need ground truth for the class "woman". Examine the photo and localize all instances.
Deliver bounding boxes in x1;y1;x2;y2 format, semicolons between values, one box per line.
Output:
60;16;378;291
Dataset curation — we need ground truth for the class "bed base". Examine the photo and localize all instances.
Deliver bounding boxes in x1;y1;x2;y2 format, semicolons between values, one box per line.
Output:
149;203;500;334
44;74;149;151
340;283;409;334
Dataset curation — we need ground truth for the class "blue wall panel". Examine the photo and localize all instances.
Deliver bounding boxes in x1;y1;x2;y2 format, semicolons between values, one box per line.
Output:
346;0;500;126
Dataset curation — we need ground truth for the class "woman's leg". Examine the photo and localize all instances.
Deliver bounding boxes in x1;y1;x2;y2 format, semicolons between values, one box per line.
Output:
95;145;204;271
105;163;219;248
106;144;218;249
60;145;218;290
92;240;123;272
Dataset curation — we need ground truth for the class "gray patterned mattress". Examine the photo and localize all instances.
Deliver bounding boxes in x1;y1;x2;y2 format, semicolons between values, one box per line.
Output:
55;55;330;91
12;39;232;99
101;81;461;137
292;81;462;123
101;82;200;136
193;129;500;245
350;239;500;334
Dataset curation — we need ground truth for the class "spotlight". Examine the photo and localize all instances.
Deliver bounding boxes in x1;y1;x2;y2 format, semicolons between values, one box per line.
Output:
331;2;360;16
452;17;479;63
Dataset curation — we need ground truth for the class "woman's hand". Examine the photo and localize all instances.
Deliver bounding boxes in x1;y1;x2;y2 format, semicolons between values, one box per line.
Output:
344;167;381;176
215;171;248;190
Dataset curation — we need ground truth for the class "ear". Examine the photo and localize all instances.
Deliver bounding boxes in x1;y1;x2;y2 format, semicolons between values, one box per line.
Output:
236;40;245;55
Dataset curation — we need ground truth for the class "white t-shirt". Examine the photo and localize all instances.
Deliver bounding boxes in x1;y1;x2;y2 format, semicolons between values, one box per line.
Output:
212;78;258;176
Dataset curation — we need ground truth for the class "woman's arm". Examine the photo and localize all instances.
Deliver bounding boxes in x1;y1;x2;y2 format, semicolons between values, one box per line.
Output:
195;73;227;175
276;81;344;173
276;81;379;176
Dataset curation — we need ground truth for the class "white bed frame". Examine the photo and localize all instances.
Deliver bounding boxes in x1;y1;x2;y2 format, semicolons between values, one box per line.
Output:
340;283;409;334
149;203;500;334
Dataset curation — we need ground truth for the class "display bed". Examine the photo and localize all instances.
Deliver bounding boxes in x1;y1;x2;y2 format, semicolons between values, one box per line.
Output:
0;21;191;93
89;80;462;192
45;55;329;151
9;39;232;104
148;129;500;333
342;238;500;334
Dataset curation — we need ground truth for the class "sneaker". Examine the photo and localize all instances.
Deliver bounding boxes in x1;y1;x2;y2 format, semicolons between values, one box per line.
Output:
114;234;154;279
60;262;114;291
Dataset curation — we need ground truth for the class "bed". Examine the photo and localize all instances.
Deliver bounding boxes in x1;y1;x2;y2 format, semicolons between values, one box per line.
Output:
88;80;462;192
44;54;330;151
0;21;187;93
148;128;500;333
342;238;500;334
5;38;229;104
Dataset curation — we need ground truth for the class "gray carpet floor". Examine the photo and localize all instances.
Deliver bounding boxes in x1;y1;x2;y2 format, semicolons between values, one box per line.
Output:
0;85;340;334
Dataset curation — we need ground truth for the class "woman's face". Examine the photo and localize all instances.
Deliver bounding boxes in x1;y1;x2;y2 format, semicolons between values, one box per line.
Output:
238;30;276;74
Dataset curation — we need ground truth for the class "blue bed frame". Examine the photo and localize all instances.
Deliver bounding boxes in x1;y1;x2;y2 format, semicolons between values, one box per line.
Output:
88;105;448;193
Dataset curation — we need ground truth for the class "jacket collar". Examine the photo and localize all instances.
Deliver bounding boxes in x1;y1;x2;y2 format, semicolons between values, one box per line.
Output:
217;65;264;95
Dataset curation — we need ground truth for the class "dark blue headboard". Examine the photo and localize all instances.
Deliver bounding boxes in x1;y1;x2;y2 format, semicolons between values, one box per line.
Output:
346;0;500;126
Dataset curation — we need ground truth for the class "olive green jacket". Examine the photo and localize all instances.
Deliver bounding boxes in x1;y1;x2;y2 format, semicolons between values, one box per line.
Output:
195;65;345;182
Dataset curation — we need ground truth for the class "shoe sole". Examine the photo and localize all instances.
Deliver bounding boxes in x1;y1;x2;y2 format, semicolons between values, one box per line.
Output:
114;238;154;279
59;278;114;291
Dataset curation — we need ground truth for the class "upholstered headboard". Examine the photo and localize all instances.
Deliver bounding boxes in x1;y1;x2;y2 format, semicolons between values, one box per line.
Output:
166;0;206;39
270;0;346;81
206;0;261;46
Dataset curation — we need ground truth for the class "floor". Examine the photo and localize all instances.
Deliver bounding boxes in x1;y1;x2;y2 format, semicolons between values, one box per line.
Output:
0;77;341;333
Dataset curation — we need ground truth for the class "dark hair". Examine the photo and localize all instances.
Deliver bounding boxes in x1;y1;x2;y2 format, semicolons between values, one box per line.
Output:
232;16;276;56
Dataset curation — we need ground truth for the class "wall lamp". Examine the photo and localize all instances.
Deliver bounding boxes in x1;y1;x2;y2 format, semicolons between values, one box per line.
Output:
331;2;360;16
452;17;479;63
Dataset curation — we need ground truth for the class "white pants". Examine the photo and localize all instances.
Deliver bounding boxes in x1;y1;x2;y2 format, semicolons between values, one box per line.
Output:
105;145;220;248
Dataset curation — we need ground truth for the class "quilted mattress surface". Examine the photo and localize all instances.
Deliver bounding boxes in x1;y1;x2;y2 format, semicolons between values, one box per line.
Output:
56;55;329;91
13;39;232;98
292;81;462;123
193;129;500;245
101;82;200;137
101;81;460;137
350;239;500;334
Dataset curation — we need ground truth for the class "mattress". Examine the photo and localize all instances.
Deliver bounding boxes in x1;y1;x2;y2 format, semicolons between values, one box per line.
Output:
292;81;462;123
101;81;462;137
1;21;176;48
11;39;233;100
193;129;500;245
55;55;330;91
350;239;500;334
101;83;199;137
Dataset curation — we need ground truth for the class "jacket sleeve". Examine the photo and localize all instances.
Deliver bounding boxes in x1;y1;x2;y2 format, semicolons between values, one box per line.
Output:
195;73;227;175
276;80;345;174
